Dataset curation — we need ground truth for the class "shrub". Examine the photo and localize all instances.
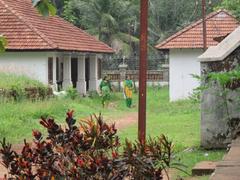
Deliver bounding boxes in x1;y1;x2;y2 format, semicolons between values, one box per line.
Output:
88;90;99;98
0;73;52;101
66;87;79;100
9;84;25;101
0;111;174;179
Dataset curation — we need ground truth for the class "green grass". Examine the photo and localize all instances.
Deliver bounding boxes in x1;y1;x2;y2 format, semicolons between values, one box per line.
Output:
0;85;225;178
119;86;200;149
0;73;46;89
0;90;137;143
118;86;225;178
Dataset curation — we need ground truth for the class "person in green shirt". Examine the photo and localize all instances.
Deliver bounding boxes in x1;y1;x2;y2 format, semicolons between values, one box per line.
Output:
99;76;112;107
123;75;133;108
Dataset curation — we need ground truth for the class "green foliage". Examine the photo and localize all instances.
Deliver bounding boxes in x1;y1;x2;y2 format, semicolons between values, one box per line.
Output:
63;0;138;56
0;35;7;53
66;86;79;100
32;0;57;16
0;73;50;101
9;84;25;101
88;90;100;99
207;68;240;88
190;68;240;103
0;111;173;179
61;0;222;56
216;0;240;18
0;73;46;90
190;74;207;103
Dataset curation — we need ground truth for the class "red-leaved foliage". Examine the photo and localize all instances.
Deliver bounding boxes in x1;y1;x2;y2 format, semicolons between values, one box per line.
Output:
0;110;173;179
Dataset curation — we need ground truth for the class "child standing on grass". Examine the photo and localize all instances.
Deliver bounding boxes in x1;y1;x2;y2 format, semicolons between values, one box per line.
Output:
99;76;112;107
123;75;133;108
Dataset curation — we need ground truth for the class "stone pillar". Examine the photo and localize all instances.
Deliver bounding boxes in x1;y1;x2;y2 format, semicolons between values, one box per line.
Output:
89;54;98;91
51;55;57;91
118;63;128;89
62;55;72;90
200;52;240;149
76;55;86;95
58;57;63;82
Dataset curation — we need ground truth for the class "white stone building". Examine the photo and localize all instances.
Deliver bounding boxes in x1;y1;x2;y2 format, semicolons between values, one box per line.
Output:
0;0;114;94
156;10;239;101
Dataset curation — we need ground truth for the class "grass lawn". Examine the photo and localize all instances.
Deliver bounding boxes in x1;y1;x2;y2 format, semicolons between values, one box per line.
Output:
0;91;135;143
119;87;225;178
0;86;225;178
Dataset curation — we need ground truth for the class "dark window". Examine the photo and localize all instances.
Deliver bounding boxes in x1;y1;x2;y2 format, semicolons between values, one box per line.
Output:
85;57;90;91
56;57;59;81
98;58;102;79
48;57;53;85
71;58;78;88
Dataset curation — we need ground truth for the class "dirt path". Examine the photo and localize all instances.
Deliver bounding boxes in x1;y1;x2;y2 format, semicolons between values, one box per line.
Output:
109;112;138;130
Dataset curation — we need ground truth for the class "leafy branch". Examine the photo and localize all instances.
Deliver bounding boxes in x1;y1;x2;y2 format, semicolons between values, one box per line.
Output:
32;0;57;16
0;35;7;53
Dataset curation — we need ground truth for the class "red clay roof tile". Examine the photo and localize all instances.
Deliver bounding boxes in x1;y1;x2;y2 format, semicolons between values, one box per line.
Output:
155;10;239;49
0;0;114;53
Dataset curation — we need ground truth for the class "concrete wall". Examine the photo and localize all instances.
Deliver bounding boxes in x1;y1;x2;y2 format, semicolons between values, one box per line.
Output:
201;46;240;149
201;85;240;148
169;49;203;101
0;51;50;84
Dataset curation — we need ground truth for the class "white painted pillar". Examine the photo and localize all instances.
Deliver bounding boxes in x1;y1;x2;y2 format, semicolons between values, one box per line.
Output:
52;55;57;91
89;54;98;91
62;55;72;90
76;55;86;95
58;57;63;82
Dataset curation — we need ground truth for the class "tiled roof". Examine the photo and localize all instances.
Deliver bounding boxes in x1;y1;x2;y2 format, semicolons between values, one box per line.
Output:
155;10;239;50
0;0;114;53
199;26;240;62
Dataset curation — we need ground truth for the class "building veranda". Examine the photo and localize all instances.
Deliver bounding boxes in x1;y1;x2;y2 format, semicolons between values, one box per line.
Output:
0;0;114;94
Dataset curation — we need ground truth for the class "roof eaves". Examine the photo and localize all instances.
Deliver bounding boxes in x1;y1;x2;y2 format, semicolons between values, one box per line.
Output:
55;17;114;53
155;9;235;50
0;0;57;49
199;26;240;62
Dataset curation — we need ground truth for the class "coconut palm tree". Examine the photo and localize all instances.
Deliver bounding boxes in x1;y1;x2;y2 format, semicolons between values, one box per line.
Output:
63;0;139;57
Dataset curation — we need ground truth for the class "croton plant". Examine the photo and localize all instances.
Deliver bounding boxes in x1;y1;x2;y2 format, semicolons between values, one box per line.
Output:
0;110;174;179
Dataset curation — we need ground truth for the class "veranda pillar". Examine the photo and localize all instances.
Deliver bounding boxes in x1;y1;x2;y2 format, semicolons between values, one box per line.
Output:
89;54;98;91
62;55;72;90
51;55;57;91
76;55;87;95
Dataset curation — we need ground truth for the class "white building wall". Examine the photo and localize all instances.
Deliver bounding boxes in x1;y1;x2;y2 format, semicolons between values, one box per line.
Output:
169;49;203;101
0;52;51;84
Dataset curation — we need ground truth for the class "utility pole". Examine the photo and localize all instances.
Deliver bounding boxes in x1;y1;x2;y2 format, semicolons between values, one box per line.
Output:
202;0;207;50
138;0;148;143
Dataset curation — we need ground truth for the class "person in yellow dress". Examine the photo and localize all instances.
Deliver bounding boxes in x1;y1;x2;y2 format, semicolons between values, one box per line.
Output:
123;75;133;108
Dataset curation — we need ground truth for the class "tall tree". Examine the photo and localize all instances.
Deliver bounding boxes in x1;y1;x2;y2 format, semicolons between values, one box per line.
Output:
148;0;221;45
63;0;139;56
217;0;240;18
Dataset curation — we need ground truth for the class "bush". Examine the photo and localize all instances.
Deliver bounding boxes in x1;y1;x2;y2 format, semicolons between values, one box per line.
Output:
0;73;52;101
0;111;174;179
66;87;79;100
88;90;99;98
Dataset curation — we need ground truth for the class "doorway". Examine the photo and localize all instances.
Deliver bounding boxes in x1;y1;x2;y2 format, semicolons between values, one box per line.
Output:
71;58;78;88
85;57;90;91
